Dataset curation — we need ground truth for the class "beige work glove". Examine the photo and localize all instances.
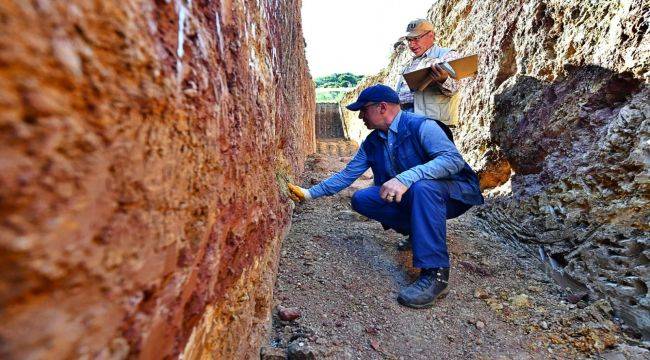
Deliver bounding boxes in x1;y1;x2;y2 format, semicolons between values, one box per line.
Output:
288;183;312;202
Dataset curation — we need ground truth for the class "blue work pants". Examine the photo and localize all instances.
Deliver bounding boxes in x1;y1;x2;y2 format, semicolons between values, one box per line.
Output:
351;179;472;269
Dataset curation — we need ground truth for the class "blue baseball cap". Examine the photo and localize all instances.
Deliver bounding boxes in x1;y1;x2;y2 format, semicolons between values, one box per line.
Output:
346;84;400;111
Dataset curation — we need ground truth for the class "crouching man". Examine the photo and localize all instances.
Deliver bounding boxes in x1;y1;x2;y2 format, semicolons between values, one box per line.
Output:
288;84;483;308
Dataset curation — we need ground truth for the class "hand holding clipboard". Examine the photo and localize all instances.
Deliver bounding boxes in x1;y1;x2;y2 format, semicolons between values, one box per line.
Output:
404;54;479;92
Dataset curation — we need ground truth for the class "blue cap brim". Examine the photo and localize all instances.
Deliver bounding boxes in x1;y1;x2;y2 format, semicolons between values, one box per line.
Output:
346;101;365;111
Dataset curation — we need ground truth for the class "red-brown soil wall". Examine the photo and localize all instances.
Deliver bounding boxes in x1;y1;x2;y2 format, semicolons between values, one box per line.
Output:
0;0;315;358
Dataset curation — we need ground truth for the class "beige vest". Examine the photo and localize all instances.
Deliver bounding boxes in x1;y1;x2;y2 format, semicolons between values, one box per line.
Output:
413;87;459;126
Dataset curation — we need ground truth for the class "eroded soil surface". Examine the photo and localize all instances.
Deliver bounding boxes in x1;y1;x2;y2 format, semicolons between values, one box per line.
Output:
265;152;647;360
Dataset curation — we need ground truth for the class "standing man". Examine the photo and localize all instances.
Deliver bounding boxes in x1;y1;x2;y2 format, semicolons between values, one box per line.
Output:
395;19;461;127
288;85;483;308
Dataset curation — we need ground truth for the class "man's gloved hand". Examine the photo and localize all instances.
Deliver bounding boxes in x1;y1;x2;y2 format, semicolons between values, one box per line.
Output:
288;183;312;202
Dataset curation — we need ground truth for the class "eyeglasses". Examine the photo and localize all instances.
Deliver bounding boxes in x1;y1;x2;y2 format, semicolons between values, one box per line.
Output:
406;31;431;43
360;103;381;113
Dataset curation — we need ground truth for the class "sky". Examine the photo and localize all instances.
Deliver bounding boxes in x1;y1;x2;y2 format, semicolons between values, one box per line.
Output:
301;0;433;78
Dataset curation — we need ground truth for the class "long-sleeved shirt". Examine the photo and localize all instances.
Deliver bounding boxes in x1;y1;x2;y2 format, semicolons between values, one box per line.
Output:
308;111;466;198
396;46;461;104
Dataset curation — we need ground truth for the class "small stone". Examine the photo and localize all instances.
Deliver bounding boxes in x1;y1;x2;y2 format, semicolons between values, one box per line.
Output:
474;288;490;299
365;326;379;335
511;294;531;308
488;301;504;311
577;301;588;309
283;325;292;335
369;339;380;351
287;341;315;360
592;299;613;314
566;292;588;304
336;210;358;221
540;321;549;330
476;321;485;330
278;305;301;321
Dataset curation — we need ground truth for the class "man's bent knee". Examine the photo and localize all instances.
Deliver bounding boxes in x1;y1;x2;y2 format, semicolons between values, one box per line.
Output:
351;187;379;215
351;190;365;213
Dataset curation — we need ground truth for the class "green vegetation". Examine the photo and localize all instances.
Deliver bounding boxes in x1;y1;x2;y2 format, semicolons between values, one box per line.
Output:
314;73;364;88
314;73;364;103
316;88;351;103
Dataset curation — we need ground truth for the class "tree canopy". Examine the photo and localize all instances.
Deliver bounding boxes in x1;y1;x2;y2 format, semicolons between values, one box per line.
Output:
314;73;364;88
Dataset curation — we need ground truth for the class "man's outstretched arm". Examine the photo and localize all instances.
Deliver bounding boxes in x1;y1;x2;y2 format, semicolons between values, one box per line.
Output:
288;146;370;202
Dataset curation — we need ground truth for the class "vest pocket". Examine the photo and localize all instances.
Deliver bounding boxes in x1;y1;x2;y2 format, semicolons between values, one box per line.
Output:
425;93;450;123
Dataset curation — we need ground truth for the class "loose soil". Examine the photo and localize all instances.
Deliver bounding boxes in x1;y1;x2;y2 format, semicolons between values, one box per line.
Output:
266;150;645;360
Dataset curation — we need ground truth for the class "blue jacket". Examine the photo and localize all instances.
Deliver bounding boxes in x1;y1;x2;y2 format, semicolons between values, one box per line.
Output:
361;111;484;206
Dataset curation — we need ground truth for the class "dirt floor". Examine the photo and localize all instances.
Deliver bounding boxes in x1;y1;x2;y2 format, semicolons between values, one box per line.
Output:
264;150;647;360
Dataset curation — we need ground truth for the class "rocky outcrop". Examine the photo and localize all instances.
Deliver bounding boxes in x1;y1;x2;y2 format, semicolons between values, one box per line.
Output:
342;0;649;338
0;0;314;358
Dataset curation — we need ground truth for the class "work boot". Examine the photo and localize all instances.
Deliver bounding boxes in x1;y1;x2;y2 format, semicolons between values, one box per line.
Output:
397;268;449;308
396;236;412;251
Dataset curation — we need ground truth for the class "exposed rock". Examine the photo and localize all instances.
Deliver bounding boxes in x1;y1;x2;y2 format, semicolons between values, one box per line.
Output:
278;305;302;321
566;292;588;304
342;0;648;337
260;346;286;360
287;340;316;360
0;0;314;358
602;344;650;360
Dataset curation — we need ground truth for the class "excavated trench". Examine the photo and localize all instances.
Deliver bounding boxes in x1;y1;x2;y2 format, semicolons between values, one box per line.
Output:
0;0;647;359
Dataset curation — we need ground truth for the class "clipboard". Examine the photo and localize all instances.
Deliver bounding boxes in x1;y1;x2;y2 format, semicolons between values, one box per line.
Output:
403;54;478;92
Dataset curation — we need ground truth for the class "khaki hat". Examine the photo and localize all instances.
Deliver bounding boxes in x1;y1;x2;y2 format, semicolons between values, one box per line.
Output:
405;19;433;38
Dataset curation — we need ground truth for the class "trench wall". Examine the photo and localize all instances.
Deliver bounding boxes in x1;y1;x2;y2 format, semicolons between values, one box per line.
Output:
315;103;345;139
0;0;314;358
342;0;649;337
